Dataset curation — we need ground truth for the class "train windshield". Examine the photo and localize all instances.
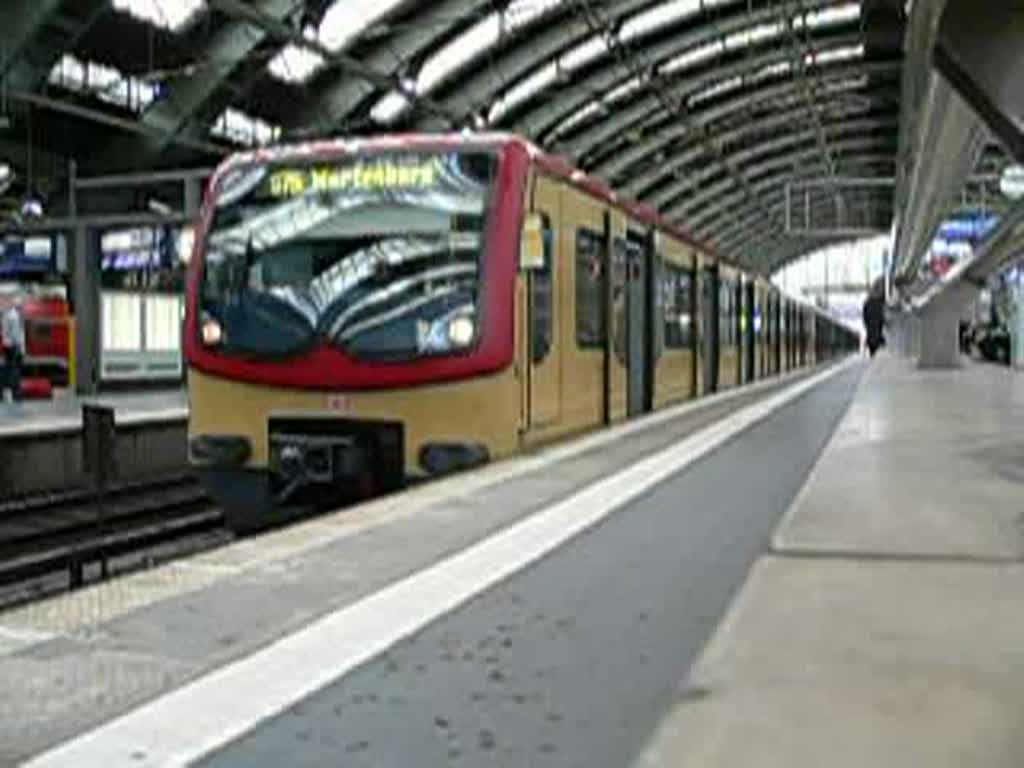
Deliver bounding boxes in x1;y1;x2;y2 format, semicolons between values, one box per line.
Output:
198;150;497;359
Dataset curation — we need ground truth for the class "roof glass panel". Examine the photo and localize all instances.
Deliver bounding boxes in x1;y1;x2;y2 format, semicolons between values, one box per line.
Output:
662;39;723;74
318;0;408;51
607;75;647;103
619;0;702;43
804;2;861;29
560;35;611;72
210;107;282;147
723;22;783;50
489;63;559;123
689;74;743;106
551;102;603;138
111;0;204;31
372;0;569;124
47;53;158;113
810;43;865;66
267;0;410;84
267;35;325;84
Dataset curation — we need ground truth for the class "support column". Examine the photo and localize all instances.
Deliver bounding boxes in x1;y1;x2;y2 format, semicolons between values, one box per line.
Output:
184;177;202;217
1012;281;1024;369
71;224;100;394
917;284;975;369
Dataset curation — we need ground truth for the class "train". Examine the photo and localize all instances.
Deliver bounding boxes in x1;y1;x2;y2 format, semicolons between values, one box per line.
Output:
0;283;72;389
183;133;858;531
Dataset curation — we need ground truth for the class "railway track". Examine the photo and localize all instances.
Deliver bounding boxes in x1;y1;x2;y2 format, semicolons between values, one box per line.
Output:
0;473;230;608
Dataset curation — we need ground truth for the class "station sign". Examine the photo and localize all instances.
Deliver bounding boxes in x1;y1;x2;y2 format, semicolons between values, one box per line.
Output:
266;156;444;199
936;214;998;243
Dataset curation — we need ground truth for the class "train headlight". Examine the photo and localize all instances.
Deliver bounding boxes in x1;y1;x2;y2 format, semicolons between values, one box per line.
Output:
447;315;475;347
201;315;224;346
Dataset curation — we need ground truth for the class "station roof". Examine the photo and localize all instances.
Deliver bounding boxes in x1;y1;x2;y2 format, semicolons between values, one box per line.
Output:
0;0;910;273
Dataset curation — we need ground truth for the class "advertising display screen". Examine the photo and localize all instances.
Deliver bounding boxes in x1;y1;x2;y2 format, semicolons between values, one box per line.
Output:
0;236;54;276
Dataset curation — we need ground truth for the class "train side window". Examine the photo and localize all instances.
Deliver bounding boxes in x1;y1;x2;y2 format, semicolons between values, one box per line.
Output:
663;264;693;349
575;228;606;348
530;213;554;364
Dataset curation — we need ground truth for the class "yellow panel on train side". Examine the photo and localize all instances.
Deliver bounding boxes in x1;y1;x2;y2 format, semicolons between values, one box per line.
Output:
188;366;521;472
528;174;564;428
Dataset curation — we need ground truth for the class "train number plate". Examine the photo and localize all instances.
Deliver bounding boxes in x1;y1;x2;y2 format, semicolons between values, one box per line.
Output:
326;394;352;413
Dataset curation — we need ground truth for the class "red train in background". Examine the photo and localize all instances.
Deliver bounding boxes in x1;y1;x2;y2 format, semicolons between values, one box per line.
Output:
0;283;72;389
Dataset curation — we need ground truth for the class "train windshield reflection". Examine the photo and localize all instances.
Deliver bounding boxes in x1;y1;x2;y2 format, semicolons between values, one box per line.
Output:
199;151;497;360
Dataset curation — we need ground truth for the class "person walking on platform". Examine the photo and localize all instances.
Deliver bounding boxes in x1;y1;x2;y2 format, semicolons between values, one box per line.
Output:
2;295;26;402
862;282;886;358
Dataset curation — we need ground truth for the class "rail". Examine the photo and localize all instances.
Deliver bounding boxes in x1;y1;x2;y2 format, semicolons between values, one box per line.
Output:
0;472;227;605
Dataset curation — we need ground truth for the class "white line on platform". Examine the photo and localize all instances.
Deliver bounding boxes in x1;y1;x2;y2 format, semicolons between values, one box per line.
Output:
25;359;855;768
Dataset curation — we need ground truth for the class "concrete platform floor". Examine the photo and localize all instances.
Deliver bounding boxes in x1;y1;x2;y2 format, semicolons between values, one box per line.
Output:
634;354;1024;767
0;389;186;437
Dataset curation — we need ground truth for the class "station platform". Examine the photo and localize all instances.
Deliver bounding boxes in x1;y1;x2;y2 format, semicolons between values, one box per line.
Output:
635;355;1024;767
0;390;186;439
1;355;1021;767
0;390;188;499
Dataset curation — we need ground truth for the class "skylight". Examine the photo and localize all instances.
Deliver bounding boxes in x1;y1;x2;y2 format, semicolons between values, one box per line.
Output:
48;54;158;113
112;0;204;31
803;2;861;29
662;39;724;74
266;0;408;84
551;102;603;138
479;0;780;128
371;0;569;124
267;35;325;84
809;44;865;66
210;108;282;147
606;75;646;103
724;22;783;51
619;0;702;43
689;74;743;106
489;63;559;123
560;36;611;72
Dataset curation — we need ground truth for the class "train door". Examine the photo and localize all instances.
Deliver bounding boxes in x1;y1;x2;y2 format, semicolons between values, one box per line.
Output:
526;176;562;429
700;264;719;393
625;229;650;417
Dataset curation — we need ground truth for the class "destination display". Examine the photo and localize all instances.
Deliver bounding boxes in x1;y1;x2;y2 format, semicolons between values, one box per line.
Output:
266;156;444;199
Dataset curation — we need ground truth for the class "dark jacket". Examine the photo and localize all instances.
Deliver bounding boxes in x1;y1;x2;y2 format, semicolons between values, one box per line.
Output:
863;294;885;347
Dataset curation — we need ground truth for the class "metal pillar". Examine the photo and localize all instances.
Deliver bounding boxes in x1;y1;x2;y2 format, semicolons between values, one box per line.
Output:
67;161;98;395
917;284;976;369
71;225;100;394
1012;280;1024;369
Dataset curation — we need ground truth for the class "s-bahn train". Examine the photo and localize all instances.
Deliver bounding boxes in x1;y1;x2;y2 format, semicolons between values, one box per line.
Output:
184;133;857;531
0;283;72;387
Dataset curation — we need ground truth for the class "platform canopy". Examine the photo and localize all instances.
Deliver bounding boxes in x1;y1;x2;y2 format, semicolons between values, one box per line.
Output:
0;0;917;272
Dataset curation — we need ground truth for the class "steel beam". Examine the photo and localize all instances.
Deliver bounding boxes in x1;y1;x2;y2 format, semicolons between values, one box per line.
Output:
559;60;900;166
509;2;850;139
644;118;896;210
109;0;302;164
890;72;986;280
296;0;496;133
663;137;894;222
